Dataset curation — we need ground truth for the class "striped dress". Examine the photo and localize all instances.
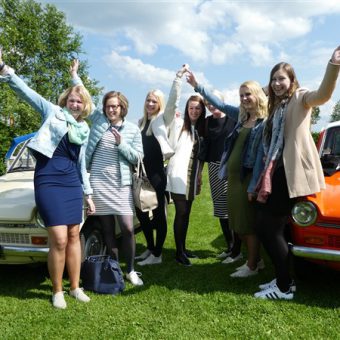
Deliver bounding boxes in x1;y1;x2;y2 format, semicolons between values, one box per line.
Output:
89;129;134;216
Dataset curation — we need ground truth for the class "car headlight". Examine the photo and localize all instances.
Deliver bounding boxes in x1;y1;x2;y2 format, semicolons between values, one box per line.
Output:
36;211;46;228
291;201;317;227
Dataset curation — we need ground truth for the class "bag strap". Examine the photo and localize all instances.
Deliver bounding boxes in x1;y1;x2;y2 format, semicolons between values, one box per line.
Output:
136;155;147;178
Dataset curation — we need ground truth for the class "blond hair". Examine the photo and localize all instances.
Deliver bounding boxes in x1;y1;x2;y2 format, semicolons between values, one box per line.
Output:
239;81;268;123
139;89;165;135
58;85;93;119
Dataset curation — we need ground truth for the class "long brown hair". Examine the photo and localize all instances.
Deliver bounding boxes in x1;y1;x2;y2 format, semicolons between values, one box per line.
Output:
263;62;300;143
267;62;300;117
182;95;206;137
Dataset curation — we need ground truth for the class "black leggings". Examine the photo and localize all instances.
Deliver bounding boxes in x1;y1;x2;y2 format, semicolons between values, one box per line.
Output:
219;218;242;256
172;194;193;256
98;215;135;273
254;210;291;291
136;190;167;257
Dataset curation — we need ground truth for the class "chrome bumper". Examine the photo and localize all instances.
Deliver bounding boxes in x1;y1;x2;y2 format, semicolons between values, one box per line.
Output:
1;245;49;258
290;244;340;262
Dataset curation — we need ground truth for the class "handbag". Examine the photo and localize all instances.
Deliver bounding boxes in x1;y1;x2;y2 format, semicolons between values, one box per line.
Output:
132;157;158;212
81;255;125;295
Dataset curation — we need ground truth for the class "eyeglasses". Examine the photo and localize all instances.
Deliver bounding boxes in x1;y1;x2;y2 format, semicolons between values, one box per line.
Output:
105;104;121;110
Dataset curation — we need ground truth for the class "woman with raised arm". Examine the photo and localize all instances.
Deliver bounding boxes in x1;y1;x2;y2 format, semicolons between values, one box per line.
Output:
196;89;240;262
186;72;267;277
135;65;188;266
70;60;144;286
253;46;340;300
166;91;207;266
0;50;95;309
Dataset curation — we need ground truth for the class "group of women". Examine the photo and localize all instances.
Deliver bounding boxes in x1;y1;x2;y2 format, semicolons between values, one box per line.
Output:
0;45;339;309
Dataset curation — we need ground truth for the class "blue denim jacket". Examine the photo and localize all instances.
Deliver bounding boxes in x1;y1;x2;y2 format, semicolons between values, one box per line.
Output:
0;68;92;195
195;83;265;193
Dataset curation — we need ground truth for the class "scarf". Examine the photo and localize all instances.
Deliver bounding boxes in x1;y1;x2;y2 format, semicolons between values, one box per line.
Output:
63;109;89;145
256;99;288;203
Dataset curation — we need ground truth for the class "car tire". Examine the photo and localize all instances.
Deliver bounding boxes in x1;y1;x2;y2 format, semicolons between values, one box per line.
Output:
81;217;106;259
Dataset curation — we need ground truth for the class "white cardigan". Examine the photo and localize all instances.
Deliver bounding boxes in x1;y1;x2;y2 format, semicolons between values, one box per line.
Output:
166;121;197;196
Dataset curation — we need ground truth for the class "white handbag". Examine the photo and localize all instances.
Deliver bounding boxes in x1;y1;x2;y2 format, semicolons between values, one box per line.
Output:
132;157;158;212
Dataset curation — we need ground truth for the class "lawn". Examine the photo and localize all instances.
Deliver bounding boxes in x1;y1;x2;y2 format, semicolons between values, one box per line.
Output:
0;169;339;339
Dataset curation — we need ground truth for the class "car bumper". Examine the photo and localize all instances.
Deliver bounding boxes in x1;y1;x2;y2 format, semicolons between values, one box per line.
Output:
290;244;340;261
0;245;49;264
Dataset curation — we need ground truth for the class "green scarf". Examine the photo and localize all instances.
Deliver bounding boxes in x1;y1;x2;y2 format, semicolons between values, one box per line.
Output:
63;109;89;145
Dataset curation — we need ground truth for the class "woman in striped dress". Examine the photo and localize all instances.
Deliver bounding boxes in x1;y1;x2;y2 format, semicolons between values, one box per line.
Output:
200;91;241;262
71;62;144;286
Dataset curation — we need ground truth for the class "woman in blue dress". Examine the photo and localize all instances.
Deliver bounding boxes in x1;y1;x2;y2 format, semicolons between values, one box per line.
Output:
0;50;95;309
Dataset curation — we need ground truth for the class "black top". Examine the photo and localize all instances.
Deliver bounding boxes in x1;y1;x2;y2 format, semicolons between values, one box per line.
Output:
141;119;166;191
205;115;236;162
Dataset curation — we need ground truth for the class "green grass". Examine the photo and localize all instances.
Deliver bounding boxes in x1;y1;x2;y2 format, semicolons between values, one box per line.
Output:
0;168;340;339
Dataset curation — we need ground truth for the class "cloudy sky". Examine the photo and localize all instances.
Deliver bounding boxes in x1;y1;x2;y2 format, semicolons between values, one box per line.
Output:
39;0;340;130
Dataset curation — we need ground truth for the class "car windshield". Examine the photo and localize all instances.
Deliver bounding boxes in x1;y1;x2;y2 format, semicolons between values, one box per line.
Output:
320;126;340;175
7;140;36;173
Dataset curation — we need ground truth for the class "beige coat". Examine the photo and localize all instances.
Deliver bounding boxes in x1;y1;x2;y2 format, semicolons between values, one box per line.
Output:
283;61;340;198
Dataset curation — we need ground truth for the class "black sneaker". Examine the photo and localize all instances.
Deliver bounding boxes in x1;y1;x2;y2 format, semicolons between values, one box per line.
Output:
176;253;192;266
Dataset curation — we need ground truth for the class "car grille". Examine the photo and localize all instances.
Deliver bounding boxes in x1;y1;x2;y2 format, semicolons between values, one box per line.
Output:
0;233;30;244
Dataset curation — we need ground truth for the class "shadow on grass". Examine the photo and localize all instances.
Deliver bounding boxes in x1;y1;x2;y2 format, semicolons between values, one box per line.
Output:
123;246;340;309
0;263;50;299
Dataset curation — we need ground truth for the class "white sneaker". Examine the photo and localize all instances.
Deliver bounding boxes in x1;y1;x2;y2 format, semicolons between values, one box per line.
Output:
254;283;294;300
135;249;152;261
259;278;297;292
69;288;91;303
126;271;144;286
221;253;243;264
216;250;232;259
230;265;258;278
236;259;265;271
137;254;162;266
52;291;67;309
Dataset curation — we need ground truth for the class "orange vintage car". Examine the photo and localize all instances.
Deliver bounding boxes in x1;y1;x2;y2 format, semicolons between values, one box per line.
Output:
290;121;340;274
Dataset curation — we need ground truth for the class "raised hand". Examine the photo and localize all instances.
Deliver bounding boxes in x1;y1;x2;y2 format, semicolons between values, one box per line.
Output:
185;69;198;88
69;59;79;77
331;46;340;65
176;63;190;78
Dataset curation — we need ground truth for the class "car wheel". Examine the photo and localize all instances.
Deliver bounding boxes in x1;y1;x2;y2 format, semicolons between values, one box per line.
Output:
81;226;106;259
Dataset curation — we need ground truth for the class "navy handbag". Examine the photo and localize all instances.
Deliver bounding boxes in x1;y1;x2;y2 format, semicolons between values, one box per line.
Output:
81;255;125;295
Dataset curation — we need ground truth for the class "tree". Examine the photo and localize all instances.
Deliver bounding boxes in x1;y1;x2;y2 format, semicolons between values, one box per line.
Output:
311;106;320;126
330;99;340;122
0;0;103;174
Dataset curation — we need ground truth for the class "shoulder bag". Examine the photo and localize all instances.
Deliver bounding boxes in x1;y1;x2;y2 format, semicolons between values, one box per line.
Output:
132;157;158;212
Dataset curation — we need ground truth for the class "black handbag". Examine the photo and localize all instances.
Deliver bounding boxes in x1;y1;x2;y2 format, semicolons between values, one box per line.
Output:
81;255;125;295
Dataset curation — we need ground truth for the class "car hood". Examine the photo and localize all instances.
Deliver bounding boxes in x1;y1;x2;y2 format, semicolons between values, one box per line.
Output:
0;171;36;222
307;172;340;220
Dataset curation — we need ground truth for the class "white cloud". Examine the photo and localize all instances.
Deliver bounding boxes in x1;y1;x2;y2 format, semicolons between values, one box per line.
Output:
38;0;340;67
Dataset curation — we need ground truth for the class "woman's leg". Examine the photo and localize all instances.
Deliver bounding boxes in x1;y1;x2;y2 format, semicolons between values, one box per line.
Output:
255;210;291;291
244;234;260;270
116;215;135;273
136;208;155;253
47;225;68;293
65;224;81;290
173;195;191;256
98;215;118;260
152;191;168;257
219;218;234;252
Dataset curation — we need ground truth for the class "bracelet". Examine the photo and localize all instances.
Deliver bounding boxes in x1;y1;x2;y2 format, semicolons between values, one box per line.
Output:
0;62;5;72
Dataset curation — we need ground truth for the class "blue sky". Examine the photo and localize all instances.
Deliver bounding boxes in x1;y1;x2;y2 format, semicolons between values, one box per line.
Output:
39;0;340;131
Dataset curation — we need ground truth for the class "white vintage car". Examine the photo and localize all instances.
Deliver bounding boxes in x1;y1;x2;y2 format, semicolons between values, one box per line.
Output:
0;133;140;264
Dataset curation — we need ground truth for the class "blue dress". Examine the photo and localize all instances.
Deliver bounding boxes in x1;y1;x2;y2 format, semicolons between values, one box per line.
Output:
33;133;83;227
